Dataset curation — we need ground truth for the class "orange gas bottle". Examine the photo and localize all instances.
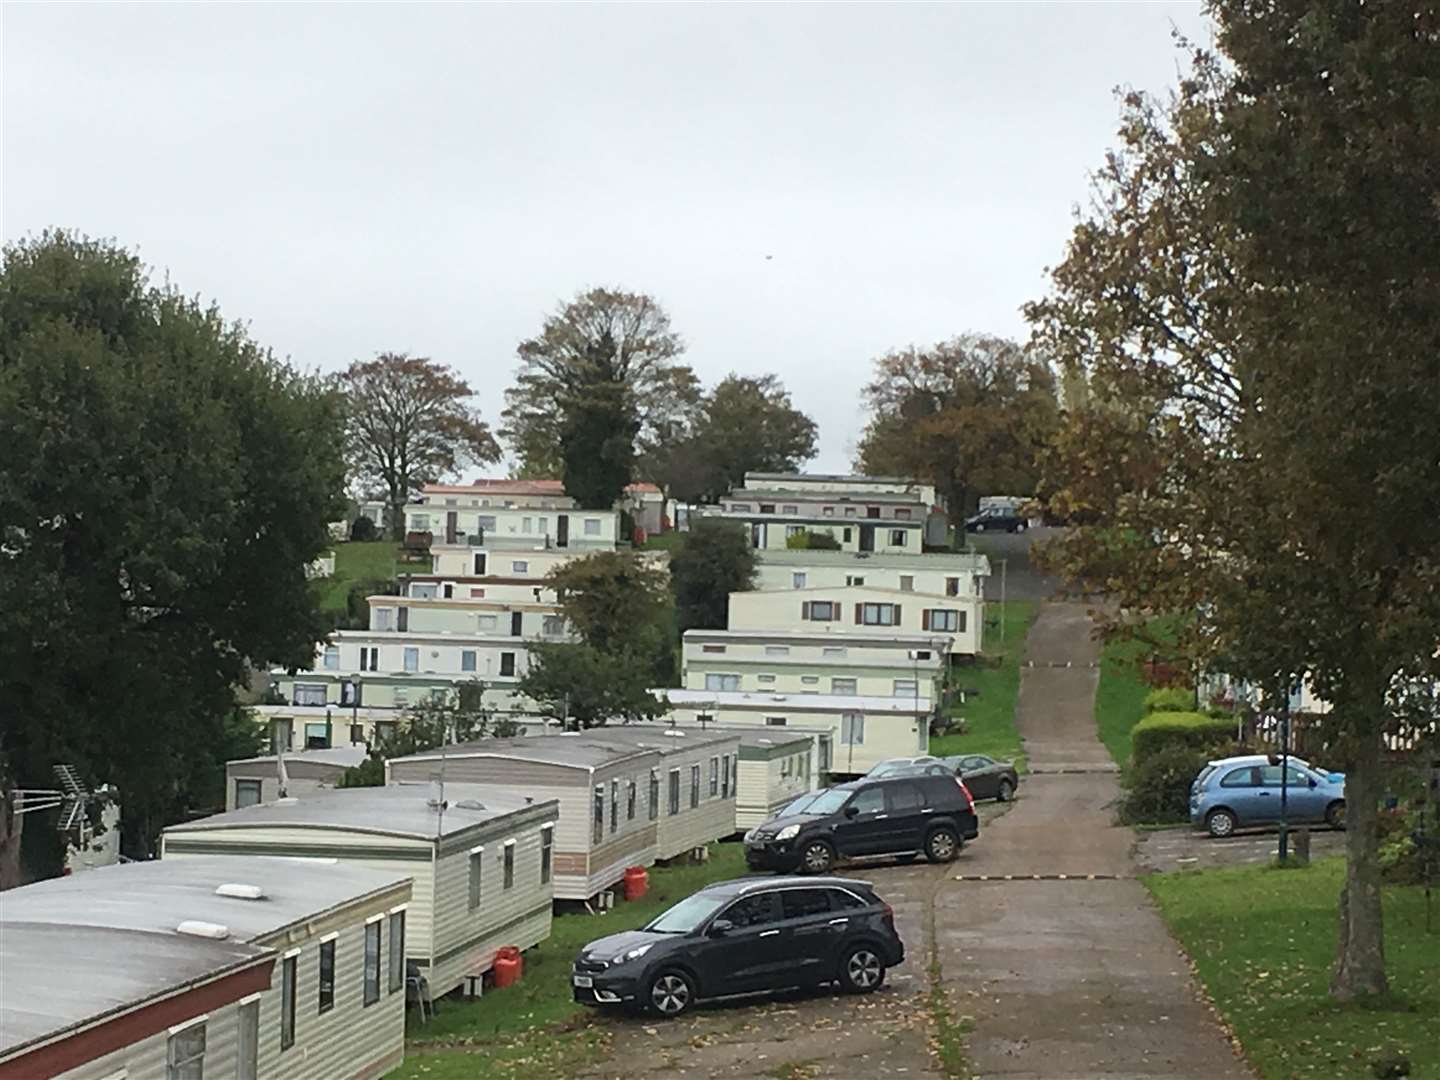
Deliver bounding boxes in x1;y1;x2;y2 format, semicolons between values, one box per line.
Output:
493;946;523;988
623;865;649;901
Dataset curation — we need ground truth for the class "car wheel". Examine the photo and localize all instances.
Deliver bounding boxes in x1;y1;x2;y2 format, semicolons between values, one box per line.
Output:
924;826;960;863
1206;808;1237;838
646;969;695;1018
839;945;886;994
1016;521;1028;533
800;839;836;874
996;778;1015;802
1326;800;1346;829
976;522;986;533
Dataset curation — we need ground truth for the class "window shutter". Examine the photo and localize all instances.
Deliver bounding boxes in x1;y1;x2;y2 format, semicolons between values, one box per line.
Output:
893;604;902;625
921;609;930;631
832;602;841;622
854;603;862;625
801;601;810;620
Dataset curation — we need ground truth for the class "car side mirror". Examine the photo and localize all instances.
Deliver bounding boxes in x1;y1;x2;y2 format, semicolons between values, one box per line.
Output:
1308;777;1317;788
843;805;860;818
709;918;734;937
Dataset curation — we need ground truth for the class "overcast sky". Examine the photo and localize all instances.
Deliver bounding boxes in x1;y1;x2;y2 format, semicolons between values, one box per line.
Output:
3;2;1209;473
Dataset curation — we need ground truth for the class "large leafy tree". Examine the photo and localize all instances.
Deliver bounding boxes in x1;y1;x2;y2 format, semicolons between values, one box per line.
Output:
1027;2;1440;999
856;335;1059;521
517;642;664;730
0;231;346;875
546;550;671;656
670;521;757;634
338;681;510;786
501;288;699;505
338;353;500;539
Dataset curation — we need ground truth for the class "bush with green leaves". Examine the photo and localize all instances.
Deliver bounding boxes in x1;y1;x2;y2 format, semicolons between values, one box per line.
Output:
349;515;378;542
1132;711;1237;762
1143;687;1195;714
1120;743;1215;824
785;529;841;550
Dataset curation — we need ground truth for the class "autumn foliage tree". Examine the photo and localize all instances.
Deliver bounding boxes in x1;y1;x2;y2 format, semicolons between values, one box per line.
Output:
857;335;1059;522
502;288;699;508
339;353;500;539
1027;1;1440;1000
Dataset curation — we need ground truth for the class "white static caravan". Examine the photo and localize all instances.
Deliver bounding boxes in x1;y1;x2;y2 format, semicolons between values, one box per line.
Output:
576;727;741;859
665;688;930;779
728;585;983;658
733;728;820;830
388;736;663;902
0;857;411;1080
161;785;558;999
225;744;366;809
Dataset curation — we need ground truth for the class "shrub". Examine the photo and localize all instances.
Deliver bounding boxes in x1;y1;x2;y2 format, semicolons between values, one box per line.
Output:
1144;687;1195;714
1132;710;1237;762
349;514;378;542
1120;743;1213;823
785;529;841;550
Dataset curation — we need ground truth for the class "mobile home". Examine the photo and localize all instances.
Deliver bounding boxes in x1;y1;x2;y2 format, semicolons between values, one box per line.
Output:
0;857;411;1080
225;744;366;809
728;585;983;657
162;785;558;998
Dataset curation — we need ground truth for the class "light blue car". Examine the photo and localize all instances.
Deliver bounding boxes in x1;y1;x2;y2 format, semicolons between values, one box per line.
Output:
1190;754;1346;838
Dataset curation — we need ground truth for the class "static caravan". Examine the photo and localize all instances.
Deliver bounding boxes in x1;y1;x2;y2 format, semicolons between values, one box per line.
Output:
577;727;741;859
162;785;558;998
728;585;983;658
225;744;365;809
388;736;663;901
731;729;820;829
0;857;411;1080
666;688;929;778
752;549;990;602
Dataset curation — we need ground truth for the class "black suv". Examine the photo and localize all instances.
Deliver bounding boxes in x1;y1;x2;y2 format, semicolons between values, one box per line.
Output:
573;876;904;1017
964;508;1028;533
745;774;979;874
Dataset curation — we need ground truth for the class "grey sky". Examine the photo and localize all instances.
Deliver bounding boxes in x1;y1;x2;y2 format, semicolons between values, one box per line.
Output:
3;1;1209;473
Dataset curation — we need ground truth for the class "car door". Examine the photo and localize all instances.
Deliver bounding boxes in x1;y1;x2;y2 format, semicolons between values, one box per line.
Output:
779;888;845;982
884;781;928;853
1272;763;1326;822
960;756;998;800
831;785;889;856
1218;765;1266;823
693;892;787;995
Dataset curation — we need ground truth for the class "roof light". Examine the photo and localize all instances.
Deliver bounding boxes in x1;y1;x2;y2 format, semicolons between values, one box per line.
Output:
177;920;231;939
214;883;264;901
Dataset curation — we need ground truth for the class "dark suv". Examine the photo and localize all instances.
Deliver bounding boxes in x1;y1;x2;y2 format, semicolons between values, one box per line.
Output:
744;774;979;874
573;876;904;1017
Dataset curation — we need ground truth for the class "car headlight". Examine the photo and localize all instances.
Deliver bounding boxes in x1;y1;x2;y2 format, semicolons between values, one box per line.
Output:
743;828;757;843
616;943;653;964
776;824;800;841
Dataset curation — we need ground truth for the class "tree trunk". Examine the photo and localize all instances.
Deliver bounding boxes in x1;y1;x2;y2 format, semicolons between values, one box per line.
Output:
1329;725;1388;999
388;490;406;542
0;783;23;891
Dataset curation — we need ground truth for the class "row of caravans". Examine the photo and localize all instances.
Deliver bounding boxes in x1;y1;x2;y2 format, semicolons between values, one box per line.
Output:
165;724;827;1005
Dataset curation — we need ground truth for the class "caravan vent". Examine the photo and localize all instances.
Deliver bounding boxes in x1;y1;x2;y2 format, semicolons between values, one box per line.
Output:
453;799;487;811
661;730;686;738
275;797;299;805
177;920;231;940
215;883;265;901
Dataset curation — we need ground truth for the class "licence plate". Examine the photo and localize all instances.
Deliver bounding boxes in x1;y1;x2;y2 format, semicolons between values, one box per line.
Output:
573;975;593;988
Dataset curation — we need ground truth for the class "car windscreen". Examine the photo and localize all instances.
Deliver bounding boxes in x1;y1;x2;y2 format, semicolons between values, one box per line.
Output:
779;791;825;816
794;788;852;816
645;893;729;934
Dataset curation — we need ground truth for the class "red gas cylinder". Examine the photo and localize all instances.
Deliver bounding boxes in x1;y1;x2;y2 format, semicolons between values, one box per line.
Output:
623;865;649;901
493;946;523;988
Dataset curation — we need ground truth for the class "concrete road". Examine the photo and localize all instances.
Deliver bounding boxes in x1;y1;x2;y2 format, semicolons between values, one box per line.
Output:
579;601;1247;1078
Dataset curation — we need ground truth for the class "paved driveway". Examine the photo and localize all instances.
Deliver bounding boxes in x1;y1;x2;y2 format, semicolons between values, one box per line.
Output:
579;602;1248;1079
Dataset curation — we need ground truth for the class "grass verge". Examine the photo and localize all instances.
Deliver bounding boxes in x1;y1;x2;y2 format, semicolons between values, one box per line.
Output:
391;843;747;1079
1094;634;1151;768
930;601;1038;769
318;542;430;613
1144;858;1438;1079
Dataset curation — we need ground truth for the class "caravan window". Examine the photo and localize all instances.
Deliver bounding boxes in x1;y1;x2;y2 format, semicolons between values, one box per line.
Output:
649;770;660;820
668;769;681;815
167;1022;206;1080
690;764;701;808
293;683;327;706
540;827;554;884
593;786;605;842
364;920;381;1006
468;849;483;910
235;779;262;808
388;911;406;994
709;757;719;796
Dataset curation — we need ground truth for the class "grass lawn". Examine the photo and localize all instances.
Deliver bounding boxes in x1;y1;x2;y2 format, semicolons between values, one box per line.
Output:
1094;634;1152;767
392;843;748;1079
318;542;431;612
1145;859;1439;1079
929;601;1038;769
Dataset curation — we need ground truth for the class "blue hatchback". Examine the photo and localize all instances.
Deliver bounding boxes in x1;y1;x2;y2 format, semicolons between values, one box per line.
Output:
1190;754;1346;838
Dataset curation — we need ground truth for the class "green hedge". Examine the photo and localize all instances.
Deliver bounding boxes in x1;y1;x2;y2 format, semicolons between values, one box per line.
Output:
1143;687;1195;714
1132;710;1237;762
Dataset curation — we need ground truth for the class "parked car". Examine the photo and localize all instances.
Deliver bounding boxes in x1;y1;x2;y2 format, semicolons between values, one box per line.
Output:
572;876;905;1017
744;773;979;874
1190;754;1346;838
964;509;1028;533
939;754;1019;801
866;755;951;778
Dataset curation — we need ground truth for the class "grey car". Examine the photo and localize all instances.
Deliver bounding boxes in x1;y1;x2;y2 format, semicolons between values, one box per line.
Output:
939;754;1019;801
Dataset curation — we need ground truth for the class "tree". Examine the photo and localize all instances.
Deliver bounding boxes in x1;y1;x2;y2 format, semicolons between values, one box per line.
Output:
691;375;817;501
545;551;671;658
785;530;841;551
856;335;1059;522
339;353;500;539
1025;2;1440;1000
517;642;664;730
501;288;699;505
0;231;345;876
670;521;757;634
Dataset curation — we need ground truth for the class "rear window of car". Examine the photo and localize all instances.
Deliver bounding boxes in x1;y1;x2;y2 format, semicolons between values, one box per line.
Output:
828;888;870;910
886;782;925;811
920;776;965;806
780;889;832;919
1195;765;1218;787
